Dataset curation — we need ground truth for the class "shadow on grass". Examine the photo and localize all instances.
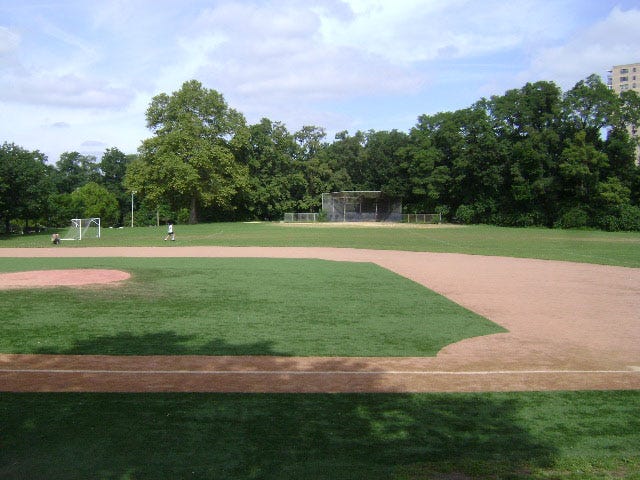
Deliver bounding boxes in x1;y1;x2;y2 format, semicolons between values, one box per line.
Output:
36;331;292;356
0;391;557;479
6;334;560;478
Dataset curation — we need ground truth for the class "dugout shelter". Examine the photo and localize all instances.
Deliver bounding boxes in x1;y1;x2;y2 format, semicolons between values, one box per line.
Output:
321;191;402;222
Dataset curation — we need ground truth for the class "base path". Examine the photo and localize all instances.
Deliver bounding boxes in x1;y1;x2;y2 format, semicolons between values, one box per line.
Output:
1;246;639;392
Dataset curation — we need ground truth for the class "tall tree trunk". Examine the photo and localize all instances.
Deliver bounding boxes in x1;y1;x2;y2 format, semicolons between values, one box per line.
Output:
189;196;198;224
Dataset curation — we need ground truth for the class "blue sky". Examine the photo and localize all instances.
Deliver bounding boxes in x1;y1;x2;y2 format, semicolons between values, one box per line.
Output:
1;0;639;162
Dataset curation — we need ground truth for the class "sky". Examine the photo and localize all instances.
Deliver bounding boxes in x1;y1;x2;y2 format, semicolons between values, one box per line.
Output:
1;0;640;163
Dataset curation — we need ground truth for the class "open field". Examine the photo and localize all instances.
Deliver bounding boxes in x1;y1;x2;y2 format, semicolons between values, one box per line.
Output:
1;223;639;478
2;222;639;267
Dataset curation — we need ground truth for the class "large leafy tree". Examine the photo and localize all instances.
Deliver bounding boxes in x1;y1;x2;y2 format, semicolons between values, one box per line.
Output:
100;147;134;224
54;151;100;194
360;129;410;197
295;126;353;211
0;143;54;233
487;82;564;225
406;117;452;214
562;74;620;143
558;130;609;207
125;80;249;223
100;147;132;192
70;182;120;225
238;118;306;220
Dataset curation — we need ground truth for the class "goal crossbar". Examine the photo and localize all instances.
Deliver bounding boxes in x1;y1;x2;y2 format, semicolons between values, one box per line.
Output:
61;218;101;240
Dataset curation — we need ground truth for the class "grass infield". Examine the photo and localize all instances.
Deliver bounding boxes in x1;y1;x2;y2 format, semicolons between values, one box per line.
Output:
0;257;503;356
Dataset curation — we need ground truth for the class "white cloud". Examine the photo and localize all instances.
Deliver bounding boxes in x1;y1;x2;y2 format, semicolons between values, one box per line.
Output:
164;1;425;129
320;0;573;64
1;73;135;108
2;0;639;158
523;6;640;90
81;140;107;147
0;25;20;56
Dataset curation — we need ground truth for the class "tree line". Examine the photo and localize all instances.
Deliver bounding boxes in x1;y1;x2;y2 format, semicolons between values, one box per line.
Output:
2;74;639;233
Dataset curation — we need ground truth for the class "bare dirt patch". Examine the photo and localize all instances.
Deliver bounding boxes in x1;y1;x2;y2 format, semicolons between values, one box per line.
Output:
0;269;130;289
0;247;638;392
280;221;460;228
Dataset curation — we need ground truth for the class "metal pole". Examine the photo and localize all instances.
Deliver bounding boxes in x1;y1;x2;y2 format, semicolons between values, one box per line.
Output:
131;191;136;227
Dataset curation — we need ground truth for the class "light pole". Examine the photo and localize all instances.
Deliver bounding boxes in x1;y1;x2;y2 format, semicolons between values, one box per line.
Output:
131;191;137;228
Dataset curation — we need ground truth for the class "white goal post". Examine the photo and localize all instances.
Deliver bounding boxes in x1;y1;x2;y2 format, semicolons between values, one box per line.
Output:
402;213;442;224
61;218;101;241
284;212;319;223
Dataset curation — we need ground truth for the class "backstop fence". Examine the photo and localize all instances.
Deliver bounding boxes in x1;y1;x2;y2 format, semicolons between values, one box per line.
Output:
321;191;402;222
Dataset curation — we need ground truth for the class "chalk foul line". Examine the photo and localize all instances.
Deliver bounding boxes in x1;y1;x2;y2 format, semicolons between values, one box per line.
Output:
1;369;638;375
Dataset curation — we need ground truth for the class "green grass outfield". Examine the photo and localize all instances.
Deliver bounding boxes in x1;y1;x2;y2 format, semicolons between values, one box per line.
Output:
1;223;639;479
2;222;639;267
2;392;639;479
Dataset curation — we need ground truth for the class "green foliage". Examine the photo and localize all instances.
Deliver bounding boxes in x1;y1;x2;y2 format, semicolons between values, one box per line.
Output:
596;204;640;231
126;80;250;223
0;142;54;233
100;148;134;225
454;204;476;224
237;119;310;220
70;182;120;225
596;176;631;208
558;130;609;205
54;151;100;194
562;73;619;135
4;74;640;229
556;207;588;229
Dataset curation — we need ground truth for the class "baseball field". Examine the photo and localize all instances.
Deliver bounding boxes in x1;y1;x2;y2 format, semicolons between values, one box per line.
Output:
1;223;639;479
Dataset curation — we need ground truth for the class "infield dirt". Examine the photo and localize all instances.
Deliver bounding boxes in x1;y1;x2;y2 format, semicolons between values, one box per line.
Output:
1;246;638;392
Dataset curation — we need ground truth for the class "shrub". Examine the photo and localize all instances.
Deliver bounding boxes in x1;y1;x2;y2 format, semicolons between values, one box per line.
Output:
556;207;588;229
454;204;475;224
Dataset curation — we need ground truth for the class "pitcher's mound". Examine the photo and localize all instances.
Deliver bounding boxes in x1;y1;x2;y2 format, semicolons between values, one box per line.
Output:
0;269;130;289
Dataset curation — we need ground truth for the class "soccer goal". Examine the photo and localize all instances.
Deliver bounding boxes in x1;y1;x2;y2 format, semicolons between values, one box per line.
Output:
283;212;319;223
61;218;101;241
402;213;442;224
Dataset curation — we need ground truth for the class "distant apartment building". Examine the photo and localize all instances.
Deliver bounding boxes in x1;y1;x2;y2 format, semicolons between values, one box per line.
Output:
607;62;640;164
608;62;640;93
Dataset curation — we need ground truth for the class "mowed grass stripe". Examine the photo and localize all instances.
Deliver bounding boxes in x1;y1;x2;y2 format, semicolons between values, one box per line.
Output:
0;257;504;357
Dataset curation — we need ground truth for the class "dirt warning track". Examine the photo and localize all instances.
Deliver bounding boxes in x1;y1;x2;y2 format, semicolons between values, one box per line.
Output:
1;246;639;392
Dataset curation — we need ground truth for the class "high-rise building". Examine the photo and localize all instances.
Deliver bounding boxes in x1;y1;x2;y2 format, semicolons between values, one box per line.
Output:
607;63;640;164
608;63;640;93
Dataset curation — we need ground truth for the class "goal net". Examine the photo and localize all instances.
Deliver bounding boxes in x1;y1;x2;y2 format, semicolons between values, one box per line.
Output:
61;218;101;241
402;213;442;224
283;212;319;223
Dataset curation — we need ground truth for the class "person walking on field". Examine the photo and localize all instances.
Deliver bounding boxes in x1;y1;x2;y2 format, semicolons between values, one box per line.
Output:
164;221;175;241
